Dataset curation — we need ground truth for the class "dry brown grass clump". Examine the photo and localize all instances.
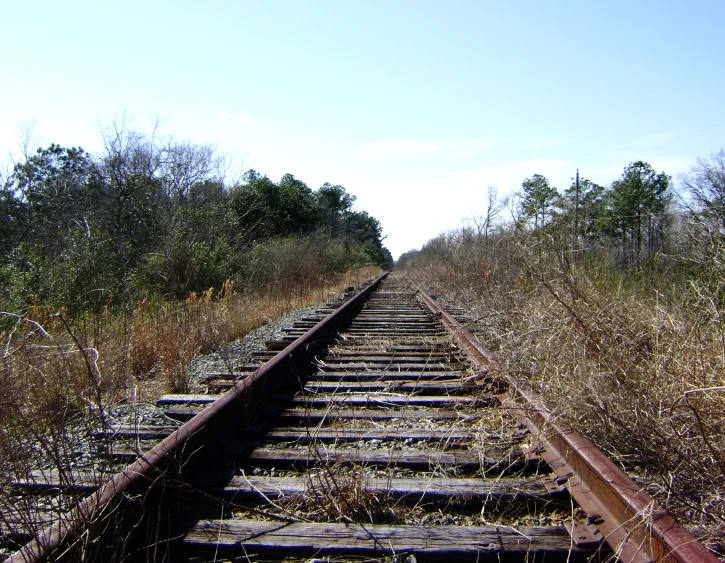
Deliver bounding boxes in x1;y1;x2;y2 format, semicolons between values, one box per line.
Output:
126;266;382;393
300;464;400;524
2;266;382;409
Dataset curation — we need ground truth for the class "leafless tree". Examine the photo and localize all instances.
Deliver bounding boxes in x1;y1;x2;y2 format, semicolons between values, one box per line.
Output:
681;149;725;237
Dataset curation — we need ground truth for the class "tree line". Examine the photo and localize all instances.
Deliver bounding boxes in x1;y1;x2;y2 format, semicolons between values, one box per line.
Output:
401;150;725;284
515;161;670;267
0;124;392;315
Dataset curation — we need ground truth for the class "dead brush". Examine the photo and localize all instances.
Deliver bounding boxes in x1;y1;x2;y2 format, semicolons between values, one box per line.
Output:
297;463;400;524
157;321;197;393
0;315;112;556
0;266;384;559
406;237;725;553
129;300;160;377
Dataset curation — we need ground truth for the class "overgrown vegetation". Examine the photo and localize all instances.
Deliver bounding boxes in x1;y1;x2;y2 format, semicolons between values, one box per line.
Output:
0;117;390;460
401;152;725;554
0;263;381;554
0;120;392;315
0;119;390;553
0;120;392;407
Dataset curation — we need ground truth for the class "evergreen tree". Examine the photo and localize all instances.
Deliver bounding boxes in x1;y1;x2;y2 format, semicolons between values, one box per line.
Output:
522;174;558;229
607;161;670;266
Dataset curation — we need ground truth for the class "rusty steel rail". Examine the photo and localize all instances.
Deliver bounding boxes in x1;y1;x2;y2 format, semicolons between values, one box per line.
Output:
414;283;717;563
9;273;387;563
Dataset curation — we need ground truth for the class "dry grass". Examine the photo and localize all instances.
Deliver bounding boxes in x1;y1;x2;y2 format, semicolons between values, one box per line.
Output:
0;265;381;553
405;233;725;554
1;266;381;404
299;463;400;524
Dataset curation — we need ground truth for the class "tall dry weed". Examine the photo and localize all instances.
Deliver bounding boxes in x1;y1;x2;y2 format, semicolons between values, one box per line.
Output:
0;264;382;556
0;314;112;551
406;232;725;552
124;267;381;393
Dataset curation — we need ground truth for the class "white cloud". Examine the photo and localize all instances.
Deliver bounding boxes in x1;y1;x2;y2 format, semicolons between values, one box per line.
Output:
648;157;693;178
348;159;574;258
361;137;503;157
218;112;252;124
449;139;499;150
362;135;573;158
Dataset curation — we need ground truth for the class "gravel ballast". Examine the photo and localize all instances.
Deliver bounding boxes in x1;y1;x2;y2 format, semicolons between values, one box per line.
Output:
188;304;323;380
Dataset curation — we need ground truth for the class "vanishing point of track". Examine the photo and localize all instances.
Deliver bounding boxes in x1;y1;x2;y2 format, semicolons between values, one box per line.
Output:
8;273;717;562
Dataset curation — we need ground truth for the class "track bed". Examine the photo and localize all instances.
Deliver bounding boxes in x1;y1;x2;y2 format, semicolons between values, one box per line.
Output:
144;277;604;562
7;274;716;562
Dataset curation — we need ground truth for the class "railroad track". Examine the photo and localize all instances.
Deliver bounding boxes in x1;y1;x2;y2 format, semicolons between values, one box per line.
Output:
6;273;717;562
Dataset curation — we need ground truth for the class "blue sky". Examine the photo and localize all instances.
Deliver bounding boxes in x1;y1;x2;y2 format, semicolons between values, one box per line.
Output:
2;1;723;258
